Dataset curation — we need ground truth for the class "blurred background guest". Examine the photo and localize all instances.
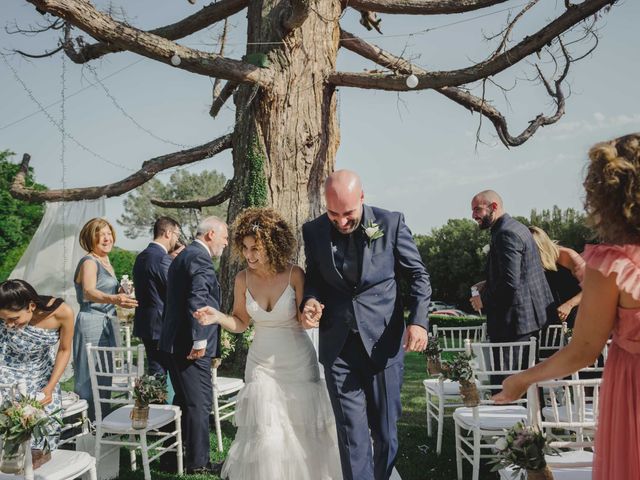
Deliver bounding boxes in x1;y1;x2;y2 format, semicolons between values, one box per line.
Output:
72;218;137;419
529;226;584;328
0;279;74;451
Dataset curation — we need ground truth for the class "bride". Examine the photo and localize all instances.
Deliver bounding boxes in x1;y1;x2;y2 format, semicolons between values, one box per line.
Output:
194;207;342;480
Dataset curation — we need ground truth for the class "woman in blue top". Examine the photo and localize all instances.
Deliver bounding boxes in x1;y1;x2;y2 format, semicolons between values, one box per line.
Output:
73;218;137;419
0;279;74;450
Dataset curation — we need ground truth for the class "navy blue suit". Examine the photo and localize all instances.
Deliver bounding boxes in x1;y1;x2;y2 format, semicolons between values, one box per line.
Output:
159;241;221;471
132;242;171;375
481;214;555;341
303;205;431;480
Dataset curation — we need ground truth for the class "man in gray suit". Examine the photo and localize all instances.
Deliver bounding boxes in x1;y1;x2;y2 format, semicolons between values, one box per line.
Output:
469;190;554;349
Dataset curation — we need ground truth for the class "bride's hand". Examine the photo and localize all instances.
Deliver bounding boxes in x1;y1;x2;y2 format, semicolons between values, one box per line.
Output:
194;306;221;325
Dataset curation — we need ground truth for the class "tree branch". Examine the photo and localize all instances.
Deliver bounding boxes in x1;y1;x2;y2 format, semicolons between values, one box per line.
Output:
13;44;64;58
339;29;569;147
346;0;508;15
61;0;248;63
151;179;234;208
282;0;311;35
27;0;273;86
210;81;238;118
331;0;613;90
10;134;232;202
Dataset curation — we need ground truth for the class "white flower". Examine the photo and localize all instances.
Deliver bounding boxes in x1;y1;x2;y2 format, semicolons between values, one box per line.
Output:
365;227;378;238
482;244;490;254
494;437;508;451
22;405;37;418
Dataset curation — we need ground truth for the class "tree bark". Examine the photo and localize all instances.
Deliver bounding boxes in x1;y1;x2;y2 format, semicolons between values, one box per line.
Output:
219;0;341;310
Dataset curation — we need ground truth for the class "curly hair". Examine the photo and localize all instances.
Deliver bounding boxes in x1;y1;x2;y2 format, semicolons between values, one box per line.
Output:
584;133;640;244
231;208;297;273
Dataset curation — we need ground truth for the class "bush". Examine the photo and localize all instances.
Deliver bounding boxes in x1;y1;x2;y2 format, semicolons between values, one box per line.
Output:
428;315;485;328
110;247;137;280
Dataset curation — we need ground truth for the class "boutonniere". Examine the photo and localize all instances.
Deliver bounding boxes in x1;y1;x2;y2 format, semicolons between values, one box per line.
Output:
482;244;490;255
363;220;384;247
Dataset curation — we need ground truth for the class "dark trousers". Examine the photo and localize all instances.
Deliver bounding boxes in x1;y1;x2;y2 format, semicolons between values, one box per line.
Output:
324;332;403;480
141;337;170;376
167;353;212;471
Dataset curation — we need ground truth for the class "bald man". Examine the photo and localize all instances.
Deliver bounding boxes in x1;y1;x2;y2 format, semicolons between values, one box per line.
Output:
302;170;431;480
470;190;554;346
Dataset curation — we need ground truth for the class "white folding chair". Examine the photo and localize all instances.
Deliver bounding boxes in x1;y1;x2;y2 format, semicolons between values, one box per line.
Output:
423;324;487;454
0;383;97;480
453;337;537;480
86;343;183;480
58;391;89;447
498;378;601;480
538;322;567;359
210;358;244;452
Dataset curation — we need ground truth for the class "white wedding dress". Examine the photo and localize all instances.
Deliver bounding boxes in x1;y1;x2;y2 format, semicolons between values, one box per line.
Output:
221;274;343;480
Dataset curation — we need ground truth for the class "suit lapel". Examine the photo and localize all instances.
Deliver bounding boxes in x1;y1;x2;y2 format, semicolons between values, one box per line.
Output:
360;204;375;285
317;215;349;289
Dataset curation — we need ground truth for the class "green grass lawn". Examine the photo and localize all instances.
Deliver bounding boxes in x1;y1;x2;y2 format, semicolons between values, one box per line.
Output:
78;353;498;479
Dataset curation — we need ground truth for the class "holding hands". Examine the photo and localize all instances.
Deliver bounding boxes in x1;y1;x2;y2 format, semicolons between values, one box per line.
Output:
194;306;222;325
301;298;324;329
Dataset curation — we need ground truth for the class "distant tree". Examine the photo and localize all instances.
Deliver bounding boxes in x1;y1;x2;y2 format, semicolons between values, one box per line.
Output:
526;206;593;252
0;150;46;281
109;246;137;281
415;219;490;311
118;169;227;240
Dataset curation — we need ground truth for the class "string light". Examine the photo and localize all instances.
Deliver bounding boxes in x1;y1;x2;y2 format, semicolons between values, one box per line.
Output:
170;53;181;66
405;74;418;89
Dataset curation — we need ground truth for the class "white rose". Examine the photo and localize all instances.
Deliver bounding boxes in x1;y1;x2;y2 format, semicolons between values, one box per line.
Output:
22;405;37;418
482;244;490;254
365;227;378;238
494;437;508;451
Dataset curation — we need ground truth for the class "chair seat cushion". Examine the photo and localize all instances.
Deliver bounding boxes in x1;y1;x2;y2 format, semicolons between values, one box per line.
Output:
542;405;595;423
101;404;179;432
423;378;480;396
216;377;244;395
0;450;95;480
499;450;593;479
453;405;527;430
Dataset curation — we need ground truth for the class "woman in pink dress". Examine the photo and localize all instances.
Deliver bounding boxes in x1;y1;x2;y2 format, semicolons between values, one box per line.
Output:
494;132;640;479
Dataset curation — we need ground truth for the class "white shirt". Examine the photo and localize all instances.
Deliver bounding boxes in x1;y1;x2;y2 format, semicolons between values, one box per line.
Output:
192;239;212;351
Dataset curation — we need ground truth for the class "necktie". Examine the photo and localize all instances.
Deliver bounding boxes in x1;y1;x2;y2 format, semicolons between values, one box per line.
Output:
342;233;359;286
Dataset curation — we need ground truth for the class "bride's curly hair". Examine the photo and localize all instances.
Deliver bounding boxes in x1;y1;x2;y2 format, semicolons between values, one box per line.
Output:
584;133;640;244
230;208;296;274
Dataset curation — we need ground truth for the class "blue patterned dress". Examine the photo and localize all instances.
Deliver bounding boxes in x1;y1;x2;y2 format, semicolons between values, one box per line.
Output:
0;305;63;450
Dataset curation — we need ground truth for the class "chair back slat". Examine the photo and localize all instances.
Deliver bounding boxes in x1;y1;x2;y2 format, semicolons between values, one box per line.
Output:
432;324;487;357
86;343;145;421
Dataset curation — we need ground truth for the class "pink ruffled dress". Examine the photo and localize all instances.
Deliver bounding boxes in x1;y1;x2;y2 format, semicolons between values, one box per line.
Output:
582;244;640;480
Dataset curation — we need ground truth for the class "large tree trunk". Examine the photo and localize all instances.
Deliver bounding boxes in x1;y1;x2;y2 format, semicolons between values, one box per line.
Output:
220;0;341;310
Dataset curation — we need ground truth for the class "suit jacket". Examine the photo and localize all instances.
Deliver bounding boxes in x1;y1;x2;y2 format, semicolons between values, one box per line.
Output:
303;205;431;369
158;242;221;358
481;214;555;340
132;243;172;341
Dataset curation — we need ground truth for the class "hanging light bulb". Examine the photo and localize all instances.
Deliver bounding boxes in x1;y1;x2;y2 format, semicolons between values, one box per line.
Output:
406;74;419;89
170;53;182;66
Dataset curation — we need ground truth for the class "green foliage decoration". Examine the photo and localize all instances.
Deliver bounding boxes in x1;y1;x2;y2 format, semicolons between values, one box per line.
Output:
245;137;268;207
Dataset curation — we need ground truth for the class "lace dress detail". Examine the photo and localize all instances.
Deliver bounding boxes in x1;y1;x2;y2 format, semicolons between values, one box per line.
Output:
221;270;342;480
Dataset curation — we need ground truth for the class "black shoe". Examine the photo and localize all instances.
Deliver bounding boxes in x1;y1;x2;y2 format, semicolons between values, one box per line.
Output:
186;461;223;475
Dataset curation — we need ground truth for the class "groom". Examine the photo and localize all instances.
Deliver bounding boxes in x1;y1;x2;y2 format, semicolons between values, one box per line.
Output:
302;170;431;480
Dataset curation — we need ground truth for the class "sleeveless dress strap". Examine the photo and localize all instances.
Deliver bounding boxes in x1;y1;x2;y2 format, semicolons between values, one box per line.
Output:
288;264;294;285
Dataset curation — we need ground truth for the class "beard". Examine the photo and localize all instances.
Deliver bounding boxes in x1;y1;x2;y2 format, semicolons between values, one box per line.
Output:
332;217;361;234
477;212;494;230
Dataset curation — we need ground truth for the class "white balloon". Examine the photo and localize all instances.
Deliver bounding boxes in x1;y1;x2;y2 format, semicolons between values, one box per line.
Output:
406;74;419;89
170;54;182;66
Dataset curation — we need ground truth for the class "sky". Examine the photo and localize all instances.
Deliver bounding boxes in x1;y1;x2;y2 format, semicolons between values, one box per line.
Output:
1;0;639;251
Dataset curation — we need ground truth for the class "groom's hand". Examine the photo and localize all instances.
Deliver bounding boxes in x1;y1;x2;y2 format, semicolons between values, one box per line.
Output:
301;299;324;329
403;325;428;352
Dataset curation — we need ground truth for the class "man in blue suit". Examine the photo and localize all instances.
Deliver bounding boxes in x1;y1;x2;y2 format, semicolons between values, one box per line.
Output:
302;170;431;480
132;216;181;376
159;216;228;474
469;190;554;344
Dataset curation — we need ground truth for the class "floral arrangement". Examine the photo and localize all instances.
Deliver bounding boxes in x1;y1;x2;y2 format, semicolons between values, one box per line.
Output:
133;374;167;407
441;352;476;383
0;393;62;456
424;334;442;358
490;421;559;478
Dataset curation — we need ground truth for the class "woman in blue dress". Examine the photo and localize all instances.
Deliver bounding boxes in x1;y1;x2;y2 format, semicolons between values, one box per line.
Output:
0;279;75;450
73;218;137;419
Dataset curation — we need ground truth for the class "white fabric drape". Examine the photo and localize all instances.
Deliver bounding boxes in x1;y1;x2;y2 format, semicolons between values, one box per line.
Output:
10;198;106;313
